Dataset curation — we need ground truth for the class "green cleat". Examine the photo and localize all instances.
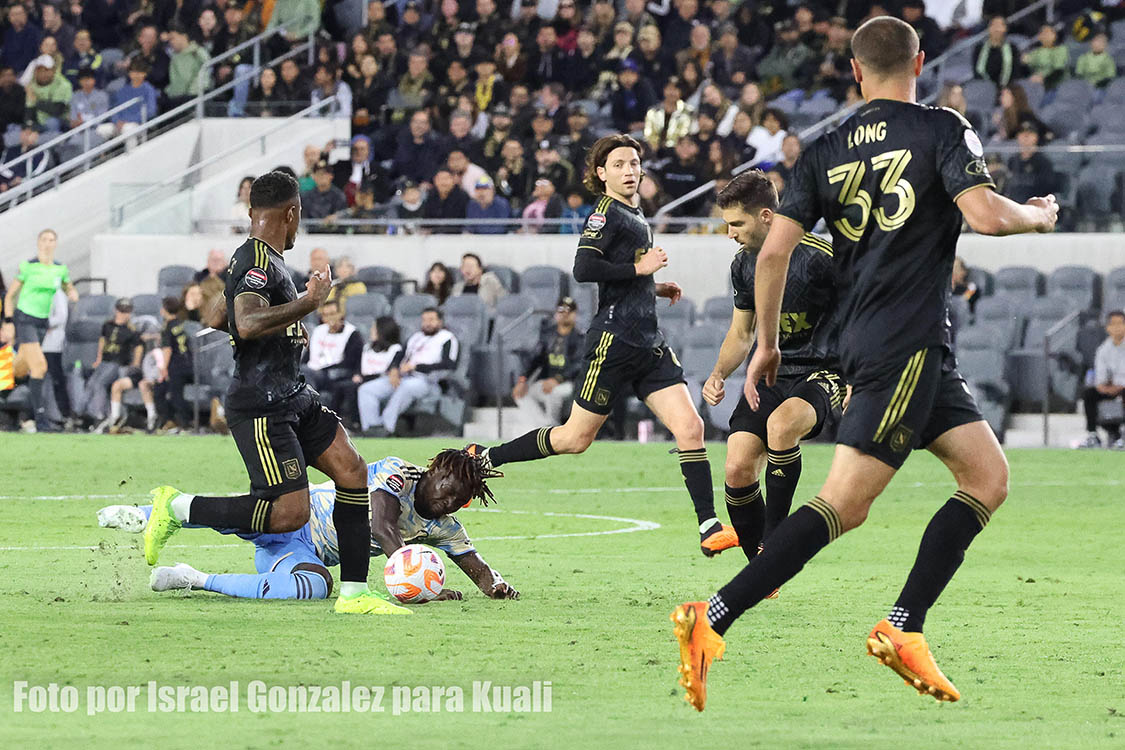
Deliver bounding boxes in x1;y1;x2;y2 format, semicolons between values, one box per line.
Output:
143;486;183;565
334;589;413;615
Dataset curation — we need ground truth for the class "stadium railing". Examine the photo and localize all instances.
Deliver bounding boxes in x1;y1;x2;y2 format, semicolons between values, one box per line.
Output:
188;216;726;233
0;27;317;214
656;0;1059;219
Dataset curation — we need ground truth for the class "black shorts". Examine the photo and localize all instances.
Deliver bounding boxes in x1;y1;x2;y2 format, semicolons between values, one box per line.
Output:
574;330;686;415
228;386;341;499
836;347;983;470
730;368;845;443
121;366;144;387
13;310;48;346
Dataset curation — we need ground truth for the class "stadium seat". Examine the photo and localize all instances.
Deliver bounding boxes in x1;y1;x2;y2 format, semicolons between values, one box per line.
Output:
678;326;724;382
1047;265;1100;312
1082;133;1125;170
62;319;103;375
705;376;744;434
568;281;597;333
1053;79;1095;111
962;79;997;116
442;294;489;348
1014;78;1044;109
520;265;568;313
74;294;116;321
1102;77;1125;105
949;293;971;337
701;296;733;329
393;293;438;340
183;324;234;416
488;265;520;293
1040;102;1081;139
1075;165;1121;222
157;265;196;293
491;294;541;352
131;294;163;318
1104;267;1125;311
967;267;995;296
345;292;391;320
1087;103;1125;135
657;297;695;349
355;266;405;300
995;266;1045;298
973;296;1024;350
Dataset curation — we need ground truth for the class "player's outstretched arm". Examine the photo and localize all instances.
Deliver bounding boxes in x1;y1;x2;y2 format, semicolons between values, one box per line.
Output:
704;309;755;406
957;187;1058;236
450;551;520;599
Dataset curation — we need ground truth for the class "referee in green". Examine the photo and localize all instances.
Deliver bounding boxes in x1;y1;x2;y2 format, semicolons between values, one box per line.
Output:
2;229;79;432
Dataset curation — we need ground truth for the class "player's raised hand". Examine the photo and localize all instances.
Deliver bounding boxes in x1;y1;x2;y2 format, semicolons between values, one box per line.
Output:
655;281;682;304
703;373;725;406
1026;194;1058;232
635;247;668;276
305;265;333;307
743;345;780;410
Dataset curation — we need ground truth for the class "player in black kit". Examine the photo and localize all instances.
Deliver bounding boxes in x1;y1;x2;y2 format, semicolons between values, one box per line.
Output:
470;134;738;557
703;171;843;576
672;17;1058;710
142;171;410;615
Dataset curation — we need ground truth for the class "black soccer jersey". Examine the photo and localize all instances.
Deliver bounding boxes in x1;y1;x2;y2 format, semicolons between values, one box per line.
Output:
224;237;305;410
778;100;994;384
575;194;661;348
100;321;141;366
732;232;838;377
160;319;191;369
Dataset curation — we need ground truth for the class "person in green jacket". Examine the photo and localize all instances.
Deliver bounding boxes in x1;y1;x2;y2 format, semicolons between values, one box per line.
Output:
25;55;72;131
266;0;320;42
165;25;211;100
1075;31;1117;88
1;228;79;431
1022;23;1069;89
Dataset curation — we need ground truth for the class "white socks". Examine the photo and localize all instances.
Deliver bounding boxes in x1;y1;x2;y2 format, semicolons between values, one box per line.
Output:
699;518;720;535
109;401;122;421
170;493;195;523
145;402;156;419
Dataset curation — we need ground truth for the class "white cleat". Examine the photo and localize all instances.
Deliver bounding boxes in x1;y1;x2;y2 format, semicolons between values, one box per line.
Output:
150;563;207;592
97;505;147;533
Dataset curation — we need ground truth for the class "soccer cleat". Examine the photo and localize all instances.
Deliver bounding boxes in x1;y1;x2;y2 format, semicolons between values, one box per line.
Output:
334;589;413;615
150;563;206;592
700;522;739;557
97;505;147;533
866;619;961;702
464;443;493;470
1072;432;1102;449
143;486;184;565
670;602;726;711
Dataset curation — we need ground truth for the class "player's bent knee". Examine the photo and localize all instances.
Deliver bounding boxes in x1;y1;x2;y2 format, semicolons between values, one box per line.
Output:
724;461;758;488
675;415;705;446
267;498;310;533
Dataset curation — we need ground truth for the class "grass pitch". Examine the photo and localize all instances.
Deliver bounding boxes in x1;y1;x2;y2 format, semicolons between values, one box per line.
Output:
1;435;1123;748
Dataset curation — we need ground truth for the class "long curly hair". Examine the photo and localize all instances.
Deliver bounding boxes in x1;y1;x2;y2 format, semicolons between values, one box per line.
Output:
426;449;503;506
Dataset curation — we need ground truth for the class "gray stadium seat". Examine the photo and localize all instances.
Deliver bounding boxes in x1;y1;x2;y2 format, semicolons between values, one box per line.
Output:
678;326;724;381
1053;79;1095;111
995;265;1045;298
1014;78;1044;109
1076;165;1120;220
1104;267;1125;311
183;325;234;416
131;294;163;318
973;296;1023;350
701;296;733;329
393;293;438;340
442;294;489;347
568;281;597;333
961;79;997;115
1088;103;1125;135
488;265;520;293
345;292;391;320
158;265;196;292
967;267;994;296
1047;265;1100;311
949;293;971;339
491;294;541;352
1103;77;1125;105
74;294;116;320
1081;133;1125;170
657;297;695;349
1040;102;1081;139
798;96;838;120
62;319;103;375
355;266;404;300
520;265;568;313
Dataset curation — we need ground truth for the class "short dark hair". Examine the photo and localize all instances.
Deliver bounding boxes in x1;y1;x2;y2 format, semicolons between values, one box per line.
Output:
716;169;779;212
583;133;644;194
249;171;299;209
128;58;150;74
272;164;298;178
1108;310;1125;322
762;107;789;130
162;296;183;316
372;315;401;351
422;306;444;320
461;252;482;267
851;16;920;76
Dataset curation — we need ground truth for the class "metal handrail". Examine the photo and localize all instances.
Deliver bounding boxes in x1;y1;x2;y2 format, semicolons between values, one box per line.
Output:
111;95;338;226
195;26;295;96
656;0;1058;217
0;96;140;172
1042;308;1081;445
190;216;726;231
493;307;535;440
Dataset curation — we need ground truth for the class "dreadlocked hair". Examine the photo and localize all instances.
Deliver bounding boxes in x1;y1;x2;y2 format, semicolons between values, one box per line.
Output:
426;449;504;506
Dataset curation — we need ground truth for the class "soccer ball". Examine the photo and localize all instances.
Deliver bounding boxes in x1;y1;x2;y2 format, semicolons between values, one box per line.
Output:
383;544;445;603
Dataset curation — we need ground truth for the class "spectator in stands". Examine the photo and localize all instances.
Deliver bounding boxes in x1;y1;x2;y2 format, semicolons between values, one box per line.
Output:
63;30;103;87
296;143;322;191
447;147;488;196
644;77;693;154
951;256;980;314
302;299;363;413
1078;310;1125;449
521;176;563;233
531;139;573;193
757;19;815;97
630;25;673;94
974;15;1018;88
247;66;282;116
773;133;801;185
356;306;458;436
275;58;309;116
421;262;453;304
301;159;348;231
230;175;253;233
181;283;203;322
712;23;754;92
1076;31;1116;90
611;57;657;134
561;26;599;96
495;137;531;211
528;25;565;89
703;138;734;181
340;316;401;429
194;248;228;284
0;65;26;132
393;109;443;184
332;134;383;205
306;247;332;282
655;135;708;223
454;252;507;308
326;256;367;310
113;59;158;132
900;1;945;58
2;4;42;73
992;83;1045;142
342;180;382;234
69;67;110;137
467;175;511;234
1023;23;1068;91
25;56;71;133
352;54;389;128
311;62;352;118
125;24;170;92
165;25;211;107
87;298;146;432
154;296;192;433
937;81;978;129
83;0;129;52
561;188;592;232
388;48;434;123
41;5;76;64
511;295;583;422
422;168;470;234
385;181;425;233
675;23;713;79
746;107;789;169
266;0;321;44
194;8;220;54
1005;121;1059;204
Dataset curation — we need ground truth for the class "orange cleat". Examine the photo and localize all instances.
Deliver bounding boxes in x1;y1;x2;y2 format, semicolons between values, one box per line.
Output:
866;619;961;702
670;602;726;711
701;524;739;557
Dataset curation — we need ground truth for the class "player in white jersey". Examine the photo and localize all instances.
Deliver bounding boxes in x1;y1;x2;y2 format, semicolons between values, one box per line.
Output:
97;450;519;602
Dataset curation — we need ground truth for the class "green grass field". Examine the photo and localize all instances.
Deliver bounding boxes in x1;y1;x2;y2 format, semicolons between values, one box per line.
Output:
1;435;1123;748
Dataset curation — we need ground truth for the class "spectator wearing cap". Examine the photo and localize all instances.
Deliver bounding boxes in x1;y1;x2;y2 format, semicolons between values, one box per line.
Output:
662;0;699;56
266;0;321;42
611;57;657;134
466;174;512;233
645;77;694;153
475;103;514;171
25;55;71;132
512;295;583;422
301;159;349;231
2;4;42;72
445;22;482;73
0;66;25;133
712;23;756;91
521;177;563;233
85;297;145;431
165;25;211;106
974;16;1017;88
1004;121;1060;204
63;30;104;87
746;107;789;169
453;252;507;308
1022;23;1068;90
527;106;556;150
531;138;573;195
528;25;565;88
393;109;443;183
422;168;470;234
125;24;170;92
757;19;816;97
629;25;673;93
396;1;429;51
112;59;158;129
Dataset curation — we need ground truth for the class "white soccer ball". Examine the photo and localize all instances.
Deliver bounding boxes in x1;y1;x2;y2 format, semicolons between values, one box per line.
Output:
383;544;445;603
